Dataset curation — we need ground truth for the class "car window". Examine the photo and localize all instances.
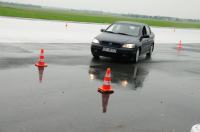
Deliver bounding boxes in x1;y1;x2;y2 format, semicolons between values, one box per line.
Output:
148;26;152;34
106;23;140;36
146;26;151;35
142;26;147;36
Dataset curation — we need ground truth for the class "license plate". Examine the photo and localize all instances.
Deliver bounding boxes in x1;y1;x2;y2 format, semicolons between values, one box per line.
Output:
102;47;117;53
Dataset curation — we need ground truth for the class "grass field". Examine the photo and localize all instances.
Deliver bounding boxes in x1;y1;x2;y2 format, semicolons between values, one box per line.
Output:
1;5;200;29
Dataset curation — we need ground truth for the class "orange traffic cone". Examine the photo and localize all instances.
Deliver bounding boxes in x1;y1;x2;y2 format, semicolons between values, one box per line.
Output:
178;40;183;49
38;67;44;83
101;93;111;113
35;49;48;67
98;68;114;94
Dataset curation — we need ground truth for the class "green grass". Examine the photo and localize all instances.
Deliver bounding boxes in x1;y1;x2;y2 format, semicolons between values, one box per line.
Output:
1;5;200;29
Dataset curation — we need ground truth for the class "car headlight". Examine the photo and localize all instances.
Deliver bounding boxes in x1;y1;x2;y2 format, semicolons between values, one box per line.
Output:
92;39;100;44
122;44;135;48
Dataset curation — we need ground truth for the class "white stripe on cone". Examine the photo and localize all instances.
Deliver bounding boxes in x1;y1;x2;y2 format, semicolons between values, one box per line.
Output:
191;124;200;132
103;81;110;85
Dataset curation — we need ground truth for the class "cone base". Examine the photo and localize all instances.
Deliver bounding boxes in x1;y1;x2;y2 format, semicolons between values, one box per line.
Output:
98;88;114;94
177;47;183;51
35;63;48;67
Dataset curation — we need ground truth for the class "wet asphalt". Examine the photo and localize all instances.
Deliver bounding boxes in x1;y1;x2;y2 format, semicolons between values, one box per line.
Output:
0;42;200;132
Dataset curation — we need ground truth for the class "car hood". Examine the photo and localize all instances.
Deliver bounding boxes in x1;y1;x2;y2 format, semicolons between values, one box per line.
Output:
96;32;139;44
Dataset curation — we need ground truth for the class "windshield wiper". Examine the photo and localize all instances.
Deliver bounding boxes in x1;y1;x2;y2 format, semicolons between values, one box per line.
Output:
104;31;116;34
116;32;132;36
105;31;133;36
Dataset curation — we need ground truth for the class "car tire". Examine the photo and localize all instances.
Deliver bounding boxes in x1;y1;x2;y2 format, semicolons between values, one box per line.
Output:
146;45;153;58
91;52;100;59
130;48;140;63
93;55;99;59
91;48;100;59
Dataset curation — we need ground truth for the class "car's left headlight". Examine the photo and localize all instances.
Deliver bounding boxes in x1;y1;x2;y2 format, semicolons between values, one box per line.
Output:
122;44;136;48
92;39;100;44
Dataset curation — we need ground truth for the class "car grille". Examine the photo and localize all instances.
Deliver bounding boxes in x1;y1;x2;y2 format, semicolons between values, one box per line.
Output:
100;41;122;48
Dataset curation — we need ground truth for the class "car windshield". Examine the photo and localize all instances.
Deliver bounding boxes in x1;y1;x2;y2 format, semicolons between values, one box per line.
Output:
105;23;140;37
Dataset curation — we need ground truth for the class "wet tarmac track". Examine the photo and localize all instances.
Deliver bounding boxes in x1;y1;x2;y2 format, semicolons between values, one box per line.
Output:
0;42;200;132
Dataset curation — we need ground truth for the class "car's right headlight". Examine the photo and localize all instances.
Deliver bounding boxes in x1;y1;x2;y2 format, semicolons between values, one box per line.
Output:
92;39;100;44
122;44;136;48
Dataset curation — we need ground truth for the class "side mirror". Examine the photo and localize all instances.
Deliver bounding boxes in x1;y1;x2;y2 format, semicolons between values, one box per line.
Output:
143;34;150;38
140;34;150;41
101;29;105;32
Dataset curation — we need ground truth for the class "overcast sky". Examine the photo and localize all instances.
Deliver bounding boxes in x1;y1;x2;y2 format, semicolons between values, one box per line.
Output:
1;0;200;19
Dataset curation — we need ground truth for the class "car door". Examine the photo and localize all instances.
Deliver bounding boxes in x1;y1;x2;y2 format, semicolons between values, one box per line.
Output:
149;26;155;44
141;26;149;53
145;26;152;50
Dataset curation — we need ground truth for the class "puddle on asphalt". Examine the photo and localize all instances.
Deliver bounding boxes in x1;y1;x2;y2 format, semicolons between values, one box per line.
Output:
37;67;46;83
0;53;200;132
99;93;113;113
88;58;150;90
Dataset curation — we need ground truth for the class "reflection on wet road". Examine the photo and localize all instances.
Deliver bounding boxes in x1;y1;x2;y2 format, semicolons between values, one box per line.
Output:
37;67;45;83
89;58;149;90
100;93;111;113
0;42;200;132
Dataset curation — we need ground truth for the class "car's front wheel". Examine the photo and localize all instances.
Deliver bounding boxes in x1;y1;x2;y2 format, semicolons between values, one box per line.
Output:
146;45;153;58
91;51;100;59
130;48;140;63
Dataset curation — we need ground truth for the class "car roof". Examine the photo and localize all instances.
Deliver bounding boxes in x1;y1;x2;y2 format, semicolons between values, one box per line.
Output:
114;21;148;27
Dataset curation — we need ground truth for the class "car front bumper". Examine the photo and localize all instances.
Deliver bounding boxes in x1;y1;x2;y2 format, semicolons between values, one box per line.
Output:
91;44;137;58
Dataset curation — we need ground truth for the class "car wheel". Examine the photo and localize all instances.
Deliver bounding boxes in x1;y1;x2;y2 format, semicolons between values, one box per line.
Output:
92;52;100;59
146;45;153;58
130;48;140;63
91;48;100;59
93;55;99;59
